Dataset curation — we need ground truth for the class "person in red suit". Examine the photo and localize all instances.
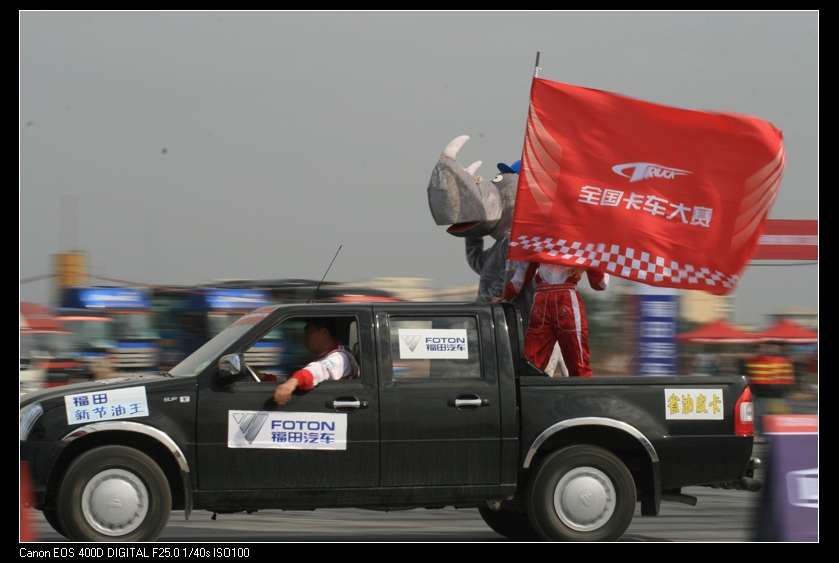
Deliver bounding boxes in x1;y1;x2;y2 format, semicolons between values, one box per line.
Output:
506;262;609;377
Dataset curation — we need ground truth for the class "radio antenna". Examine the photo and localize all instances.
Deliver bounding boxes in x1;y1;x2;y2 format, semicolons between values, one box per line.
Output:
308;245;342;303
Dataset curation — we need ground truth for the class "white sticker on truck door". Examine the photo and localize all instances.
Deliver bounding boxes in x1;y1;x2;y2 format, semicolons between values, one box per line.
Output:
664;388;724;420
64;386;149;425
398;328;468;359
228;410;347;450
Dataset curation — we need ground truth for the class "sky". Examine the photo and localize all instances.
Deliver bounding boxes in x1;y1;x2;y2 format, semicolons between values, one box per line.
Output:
19;11;818;328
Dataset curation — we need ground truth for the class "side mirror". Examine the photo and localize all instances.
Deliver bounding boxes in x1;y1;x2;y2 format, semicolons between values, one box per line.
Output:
218;354;247;385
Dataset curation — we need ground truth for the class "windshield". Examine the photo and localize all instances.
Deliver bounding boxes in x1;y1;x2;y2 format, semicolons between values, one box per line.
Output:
33;331;79;355
207;312;244;337
168;305;281;377
169;323;254;377
113;312;158;340
20;331;37;361
63;318;115;346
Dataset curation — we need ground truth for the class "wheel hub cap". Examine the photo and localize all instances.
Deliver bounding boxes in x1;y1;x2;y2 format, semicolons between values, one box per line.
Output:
82;469;149;536
554;466;616;531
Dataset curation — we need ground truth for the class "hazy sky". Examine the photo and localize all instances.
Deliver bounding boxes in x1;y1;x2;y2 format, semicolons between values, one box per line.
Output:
20;11;818;327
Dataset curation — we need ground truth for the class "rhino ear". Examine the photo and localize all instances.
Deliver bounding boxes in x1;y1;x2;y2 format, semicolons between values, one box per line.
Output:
442;135;470;159
465;161;482;176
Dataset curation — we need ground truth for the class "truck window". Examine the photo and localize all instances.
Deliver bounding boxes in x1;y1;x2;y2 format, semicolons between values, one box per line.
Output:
246;315;361;379
388;315;480;380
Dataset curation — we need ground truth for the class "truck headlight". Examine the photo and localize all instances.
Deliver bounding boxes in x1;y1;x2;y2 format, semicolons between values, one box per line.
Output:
20;403;43;441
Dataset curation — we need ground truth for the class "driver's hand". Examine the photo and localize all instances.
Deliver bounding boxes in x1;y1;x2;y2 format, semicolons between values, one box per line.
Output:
274;378;299;405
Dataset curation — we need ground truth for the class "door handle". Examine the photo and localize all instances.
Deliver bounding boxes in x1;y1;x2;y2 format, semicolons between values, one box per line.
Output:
453;395;489;410
330;397;369;412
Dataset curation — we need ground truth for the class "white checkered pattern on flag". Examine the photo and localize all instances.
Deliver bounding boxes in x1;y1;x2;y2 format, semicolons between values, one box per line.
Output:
509;235;739;291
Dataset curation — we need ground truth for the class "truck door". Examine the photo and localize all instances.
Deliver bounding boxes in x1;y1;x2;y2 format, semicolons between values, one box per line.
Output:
196;308;379;490
375;306;503;486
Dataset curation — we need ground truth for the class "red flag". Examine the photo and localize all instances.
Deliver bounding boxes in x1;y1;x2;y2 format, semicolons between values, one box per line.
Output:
508;78;785;295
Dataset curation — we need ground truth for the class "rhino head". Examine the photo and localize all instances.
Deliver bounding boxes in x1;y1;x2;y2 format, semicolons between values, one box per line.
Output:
427;135;520;241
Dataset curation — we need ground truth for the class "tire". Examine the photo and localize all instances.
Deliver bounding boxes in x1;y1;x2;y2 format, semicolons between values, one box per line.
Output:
42;507;66;538
478;506;541;540
526;445;636;541
57;446;171;542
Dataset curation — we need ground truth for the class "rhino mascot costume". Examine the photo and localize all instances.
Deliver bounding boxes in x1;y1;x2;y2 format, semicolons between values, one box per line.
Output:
427;136;522;299
427;135;567;375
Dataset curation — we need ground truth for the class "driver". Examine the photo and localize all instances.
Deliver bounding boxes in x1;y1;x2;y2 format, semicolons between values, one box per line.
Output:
269;318;359;405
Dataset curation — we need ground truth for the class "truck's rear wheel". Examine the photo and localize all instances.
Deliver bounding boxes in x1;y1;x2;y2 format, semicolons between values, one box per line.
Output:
526;445;636;541
478;506;540;540
57;446;171;542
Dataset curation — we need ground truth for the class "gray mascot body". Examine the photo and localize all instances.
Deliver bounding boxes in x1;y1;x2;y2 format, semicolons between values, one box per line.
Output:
427;135;530;318
427;135;566;375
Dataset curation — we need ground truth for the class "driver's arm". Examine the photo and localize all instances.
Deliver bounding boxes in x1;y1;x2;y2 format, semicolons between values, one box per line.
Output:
273;350;351;404
273;378;299;405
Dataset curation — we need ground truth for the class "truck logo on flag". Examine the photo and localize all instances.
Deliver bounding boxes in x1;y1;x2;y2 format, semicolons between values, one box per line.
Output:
612;162;692;183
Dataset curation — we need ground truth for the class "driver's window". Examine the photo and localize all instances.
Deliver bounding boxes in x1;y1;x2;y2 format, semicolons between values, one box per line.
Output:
245;316;360;380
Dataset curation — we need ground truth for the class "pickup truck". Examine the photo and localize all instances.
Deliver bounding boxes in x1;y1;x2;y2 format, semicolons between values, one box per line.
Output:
19;301;760;542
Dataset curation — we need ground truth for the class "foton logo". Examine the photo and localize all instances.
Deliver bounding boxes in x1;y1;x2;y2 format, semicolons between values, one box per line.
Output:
233;412;268;443
401;334;421;352
612;162;692;183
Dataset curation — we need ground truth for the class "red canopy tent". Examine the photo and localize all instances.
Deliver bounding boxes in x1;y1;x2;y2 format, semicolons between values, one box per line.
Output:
757;319;819;344
676;319;761;344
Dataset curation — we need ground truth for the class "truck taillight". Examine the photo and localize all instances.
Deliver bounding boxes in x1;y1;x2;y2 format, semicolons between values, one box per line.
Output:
734;386;754;436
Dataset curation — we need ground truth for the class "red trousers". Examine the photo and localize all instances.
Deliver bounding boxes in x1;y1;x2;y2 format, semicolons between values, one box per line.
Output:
524;284;593;377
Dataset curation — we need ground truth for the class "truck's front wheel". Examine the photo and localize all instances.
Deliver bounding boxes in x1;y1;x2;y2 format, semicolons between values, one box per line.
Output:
478;506;540;540
42;507;66;538
57;446;171;542
526;445;636;541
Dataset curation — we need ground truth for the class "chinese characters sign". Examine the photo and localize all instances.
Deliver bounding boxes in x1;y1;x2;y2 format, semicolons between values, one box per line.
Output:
578;187;713;227
227;411;347;450
664;388;724;420
64;386;149;425
398;329;469;359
